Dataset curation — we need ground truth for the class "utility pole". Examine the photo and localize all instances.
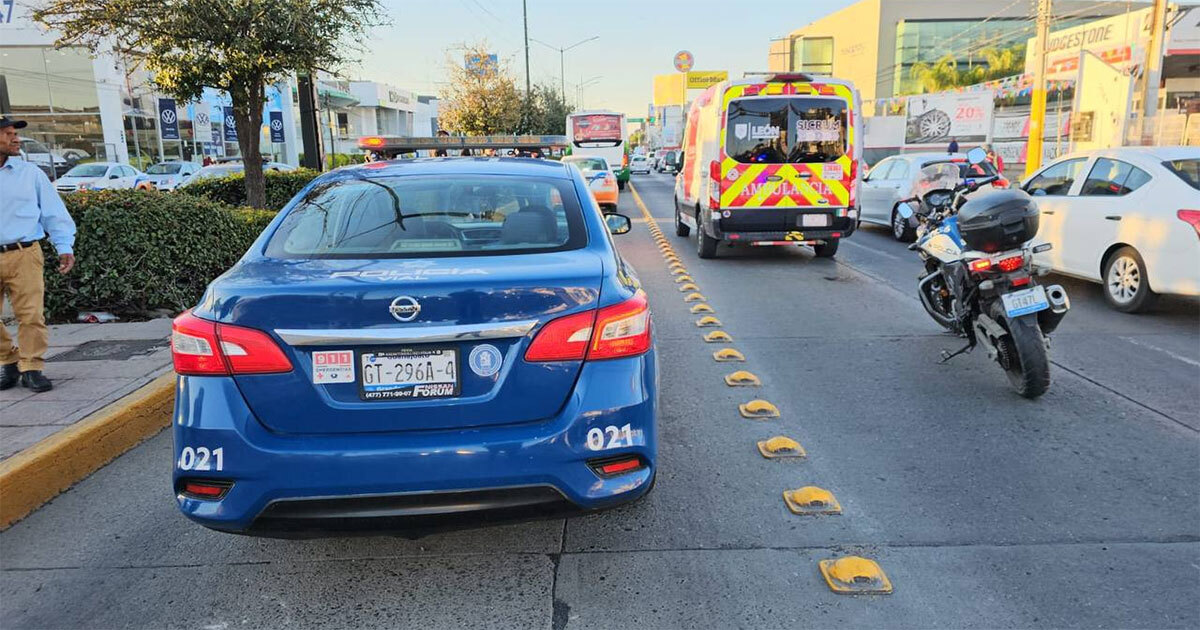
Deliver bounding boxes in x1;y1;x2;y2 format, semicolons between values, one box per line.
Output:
1138;0;1169;144
1024;0;1052;178
522;0;531;96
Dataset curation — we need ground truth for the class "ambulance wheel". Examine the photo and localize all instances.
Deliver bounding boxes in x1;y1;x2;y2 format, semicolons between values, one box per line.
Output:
674;201;690;237
813;239;839;258
697;221;718;259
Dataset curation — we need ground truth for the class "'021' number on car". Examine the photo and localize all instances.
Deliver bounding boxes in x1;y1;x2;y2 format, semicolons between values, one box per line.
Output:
586;424;634;450
178;446;224;471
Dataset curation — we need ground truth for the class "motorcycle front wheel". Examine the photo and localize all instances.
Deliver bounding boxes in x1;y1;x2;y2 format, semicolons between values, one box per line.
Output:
991;303;1050;399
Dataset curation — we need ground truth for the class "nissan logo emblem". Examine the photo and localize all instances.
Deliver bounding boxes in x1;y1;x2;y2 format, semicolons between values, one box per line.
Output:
389;296;421;322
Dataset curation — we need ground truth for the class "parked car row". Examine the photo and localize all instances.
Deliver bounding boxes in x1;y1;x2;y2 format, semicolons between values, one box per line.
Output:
46;159;296;193
860;145;1199;313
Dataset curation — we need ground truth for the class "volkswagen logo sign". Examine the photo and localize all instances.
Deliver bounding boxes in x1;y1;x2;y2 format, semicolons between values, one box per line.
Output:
270;119;283;131
160;109;177;124
389;296;421;322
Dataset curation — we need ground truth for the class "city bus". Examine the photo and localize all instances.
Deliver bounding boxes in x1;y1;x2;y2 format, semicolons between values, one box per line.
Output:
566;110;629;189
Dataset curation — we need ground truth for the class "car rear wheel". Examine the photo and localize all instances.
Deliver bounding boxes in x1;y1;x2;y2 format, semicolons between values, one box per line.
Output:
696;209;717;259
1103;246;1156;313
674;199;690;237
891;207;915;242
813;239;839;258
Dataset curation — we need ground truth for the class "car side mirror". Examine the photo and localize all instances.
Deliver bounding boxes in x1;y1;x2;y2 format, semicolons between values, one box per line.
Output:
605;213;632;235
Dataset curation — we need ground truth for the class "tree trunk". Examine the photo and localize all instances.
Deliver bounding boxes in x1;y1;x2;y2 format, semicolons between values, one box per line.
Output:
231;80;267;209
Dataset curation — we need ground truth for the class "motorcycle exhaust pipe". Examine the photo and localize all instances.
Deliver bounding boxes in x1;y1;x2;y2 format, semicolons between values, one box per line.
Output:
1037;284;1070;334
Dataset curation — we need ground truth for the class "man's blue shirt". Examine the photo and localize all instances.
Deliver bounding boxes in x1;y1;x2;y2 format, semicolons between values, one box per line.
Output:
0;157;76;255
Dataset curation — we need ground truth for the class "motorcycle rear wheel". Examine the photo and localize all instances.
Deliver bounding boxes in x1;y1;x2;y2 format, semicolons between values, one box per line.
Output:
991;303;1050;399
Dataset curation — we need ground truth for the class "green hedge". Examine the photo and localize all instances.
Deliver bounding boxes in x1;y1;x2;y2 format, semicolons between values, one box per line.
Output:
178;168;319;209
42;189;276;322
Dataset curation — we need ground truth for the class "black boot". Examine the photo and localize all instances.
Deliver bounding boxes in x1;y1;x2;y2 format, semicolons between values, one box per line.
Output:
20;370;53;393
0;363;18;390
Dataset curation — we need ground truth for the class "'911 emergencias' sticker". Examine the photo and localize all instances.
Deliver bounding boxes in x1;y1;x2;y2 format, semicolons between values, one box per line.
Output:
313;350;354;384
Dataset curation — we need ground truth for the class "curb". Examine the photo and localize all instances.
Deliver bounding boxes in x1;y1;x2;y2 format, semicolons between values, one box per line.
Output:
0;373;176;530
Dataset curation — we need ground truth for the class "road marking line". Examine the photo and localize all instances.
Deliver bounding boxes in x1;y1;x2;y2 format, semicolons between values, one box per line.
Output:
1119;336;1200;368
842;238;900;261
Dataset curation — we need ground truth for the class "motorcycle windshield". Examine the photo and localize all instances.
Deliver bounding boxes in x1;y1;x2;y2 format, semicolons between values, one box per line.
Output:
913;163;961;197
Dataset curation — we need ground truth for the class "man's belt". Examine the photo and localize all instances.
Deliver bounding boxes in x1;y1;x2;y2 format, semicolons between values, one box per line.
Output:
0;240;38;253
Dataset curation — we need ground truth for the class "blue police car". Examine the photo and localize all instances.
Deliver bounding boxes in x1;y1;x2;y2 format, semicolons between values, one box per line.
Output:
169;157;657;535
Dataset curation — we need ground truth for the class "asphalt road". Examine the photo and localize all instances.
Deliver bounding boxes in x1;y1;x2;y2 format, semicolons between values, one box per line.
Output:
2;173;1198;629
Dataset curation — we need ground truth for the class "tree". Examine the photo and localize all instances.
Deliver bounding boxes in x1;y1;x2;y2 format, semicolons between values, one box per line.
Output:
35;0;383;208
438;42;522;136
907;45;1027;94
909;55;963;94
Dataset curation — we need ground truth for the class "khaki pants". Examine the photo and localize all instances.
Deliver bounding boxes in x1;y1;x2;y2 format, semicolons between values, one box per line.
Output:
0;245;48;372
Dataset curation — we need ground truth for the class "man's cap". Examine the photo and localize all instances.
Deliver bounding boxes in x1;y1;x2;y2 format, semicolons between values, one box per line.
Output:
0;116;28;130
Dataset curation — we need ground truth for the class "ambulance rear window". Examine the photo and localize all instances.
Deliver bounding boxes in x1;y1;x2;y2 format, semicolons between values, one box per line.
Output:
725;97;847;164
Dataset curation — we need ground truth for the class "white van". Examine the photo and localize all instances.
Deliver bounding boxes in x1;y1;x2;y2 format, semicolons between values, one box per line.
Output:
673;73;863;258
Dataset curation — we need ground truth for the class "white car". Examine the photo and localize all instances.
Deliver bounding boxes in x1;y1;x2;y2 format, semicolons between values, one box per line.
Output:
19;137;71;177
143;161;201;190
1022;146;1200;312
186;161;296;183
54;162;145;193
630;154;651;174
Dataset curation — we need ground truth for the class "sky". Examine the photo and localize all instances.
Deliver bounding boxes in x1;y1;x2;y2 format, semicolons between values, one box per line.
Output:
352;0;860;117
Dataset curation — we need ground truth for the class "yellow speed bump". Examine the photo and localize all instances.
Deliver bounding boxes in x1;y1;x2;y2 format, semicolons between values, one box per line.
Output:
784;486;841;515
819;556;893;595
703;330;733;343
691;304;715;314
695;316;722;328
756;436;806;459
738;399;779;418
677;283;699;292
724;370;761;387
671;268;688;275
674;275;694;283
684;292;706;303
712;348;744;362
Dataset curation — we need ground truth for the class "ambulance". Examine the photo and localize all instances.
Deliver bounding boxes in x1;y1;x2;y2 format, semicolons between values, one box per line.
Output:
673;73;863;258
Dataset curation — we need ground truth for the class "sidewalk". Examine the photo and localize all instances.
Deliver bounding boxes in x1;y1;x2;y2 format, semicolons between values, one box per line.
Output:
0;318;174;462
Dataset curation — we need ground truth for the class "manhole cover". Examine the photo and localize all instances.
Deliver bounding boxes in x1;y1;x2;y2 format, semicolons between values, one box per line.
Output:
49;338;169;362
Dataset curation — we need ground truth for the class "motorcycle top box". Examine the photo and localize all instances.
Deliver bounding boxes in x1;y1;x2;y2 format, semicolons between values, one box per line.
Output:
956;189;1040;254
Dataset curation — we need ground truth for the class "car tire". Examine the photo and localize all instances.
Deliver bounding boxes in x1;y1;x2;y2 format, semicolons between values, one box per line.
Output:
1103;246;1157;313
696;210;718;259
891;207;915;242
674;199;690;237
813;239;839;258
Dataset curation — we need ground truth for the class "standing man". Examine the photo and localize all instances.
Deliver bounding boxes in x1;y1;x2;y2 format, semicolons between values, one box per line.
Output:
947;137;959;154
0;116;77;393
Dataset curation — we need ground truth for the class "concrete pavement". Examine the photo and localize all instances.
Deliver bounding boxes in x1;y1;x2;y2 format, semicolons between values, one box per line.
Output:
1;175;1196;629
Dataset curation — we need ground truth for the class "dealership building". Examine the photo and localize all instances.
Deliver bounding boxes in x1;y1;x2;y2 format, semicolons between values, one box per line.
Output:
0;3;438;174
767;0;1134;111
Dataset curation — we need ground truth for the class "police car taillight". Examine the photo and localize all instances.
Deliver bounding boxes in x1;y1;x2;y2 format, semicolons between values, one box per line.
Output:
171;311;292;375
525;291;651;362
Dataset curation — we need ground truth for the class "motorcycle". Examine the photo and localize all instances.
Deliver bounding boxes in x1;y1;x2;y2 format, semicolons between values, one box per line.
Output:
898;148;1070;398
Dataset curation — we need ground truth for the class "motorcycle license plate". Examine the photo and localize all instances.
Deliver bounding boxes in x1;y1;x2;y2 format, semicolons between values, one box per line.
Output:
358;348;459;401
1001;286;1049;318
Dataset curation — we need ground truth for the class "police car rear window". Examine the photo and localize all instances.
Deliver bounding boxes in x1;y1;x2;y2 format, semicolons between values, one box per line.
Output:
726;97;847;164
264;175;586;259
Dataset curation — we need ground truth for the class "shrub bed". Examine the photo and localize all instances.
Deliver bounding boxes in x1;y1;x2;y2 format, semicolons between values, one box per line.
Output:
41;189;277;322
178;168;319;209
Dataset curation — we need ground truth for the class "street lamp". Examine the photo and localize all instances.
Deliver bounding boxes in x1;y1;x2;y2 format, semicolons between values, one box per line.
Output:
573;76;603;109
529;35;599;106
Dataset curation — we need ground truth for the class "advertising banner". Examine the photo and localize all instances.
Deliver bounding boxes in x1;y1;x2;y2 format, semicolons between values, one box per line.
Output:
465;54;499;76
1025;8;1152;81
686;71;728;90
653;73;687;107
192;106;213;143
268;111;285;143
157;98;180;141
904;91;994;145
223;106;238;142
572;114;623;142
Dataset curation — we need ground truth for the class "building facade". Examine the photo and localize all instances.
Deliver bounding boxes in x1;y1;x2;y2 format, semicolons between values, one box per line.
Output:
767;0;1131;111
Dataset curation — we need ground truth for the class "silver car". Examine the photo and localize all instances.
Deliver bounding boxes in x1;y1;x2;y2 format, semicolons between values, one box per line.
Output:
144;161;201;190
860;152;1006;241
